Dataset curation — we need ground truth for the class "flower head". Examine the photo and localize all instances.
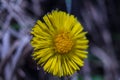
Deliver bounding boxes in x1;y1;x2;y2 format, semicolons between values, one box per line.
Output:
30;10;89;77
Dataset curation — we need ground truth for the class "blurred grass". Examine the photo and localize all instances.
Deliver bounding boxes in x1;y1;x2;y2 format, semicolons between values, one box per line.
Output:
92;75;103;80
65;0;72;13
11;23;20;31
78;75;103;80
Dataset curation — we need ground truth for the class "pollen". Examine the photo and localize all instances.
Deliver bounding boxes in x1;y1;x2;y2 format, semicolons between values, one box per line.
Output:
54;32;73;54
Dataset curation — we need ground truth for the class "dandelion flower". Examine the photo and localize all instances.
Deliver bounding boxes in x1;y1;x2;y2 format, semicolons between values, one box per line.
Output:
30;10;89;77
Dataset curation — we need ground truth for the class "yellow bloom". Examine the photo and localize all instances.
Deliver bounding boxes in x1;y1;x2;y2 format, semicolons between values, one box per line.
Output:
30;10;89;77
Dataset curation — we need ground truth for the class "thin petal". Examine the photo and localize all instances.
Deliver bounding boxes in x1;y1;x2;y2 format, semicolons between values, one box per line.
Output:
64;15;77;32
53;56;59;75
37;20;49;31
65;57;75;75
31;25;50;37
75;39;89;45
49;56;57;73
75;50;88;59
63;56;71;75
43;57;53;71
66;56;80;70
57;55;63;77
72;32;87;40
71;55;84;67
70;22;83;36
75;45;89;50
43;15;56;33
32;48;53;60
37;51;54;65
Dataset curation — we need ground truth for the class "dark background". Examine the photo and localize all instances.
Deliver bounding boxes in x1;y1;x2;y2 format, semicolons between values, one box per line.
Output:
0;0;120;80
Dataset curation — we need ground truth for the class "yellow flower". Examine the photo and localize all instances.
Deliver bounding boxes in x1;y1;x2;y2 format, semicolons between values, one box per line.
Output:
30;10;89;77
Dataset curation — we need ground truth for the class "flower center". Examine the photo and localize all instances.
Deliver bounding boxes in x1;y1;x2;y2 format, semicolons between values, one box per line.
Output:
54;32;73;54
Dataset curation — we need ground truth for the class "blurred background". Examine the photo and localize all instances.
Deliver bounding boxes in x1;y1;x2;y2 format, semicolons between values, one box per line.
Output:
0;0;120;80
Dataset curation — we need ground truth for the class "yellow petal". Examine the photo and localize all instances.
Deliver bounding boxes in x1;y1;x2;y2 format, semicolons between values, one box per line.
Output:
75;50;88;59
71;22;83;36
37;20;48;30
65;57;75;75
63;56;71;75
33;48;52;60
73;32;87;40
71;55;84;67
31;24;50;37
43;57;53;71
64;15;76;32
75;50;88;54
49;56;57;73
53;56;59;75
75;39;89;45
31;39;52;49
37;50;54;65
43;15;55;33
66;56;79;70
57;55;63;77
75;45;89;50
